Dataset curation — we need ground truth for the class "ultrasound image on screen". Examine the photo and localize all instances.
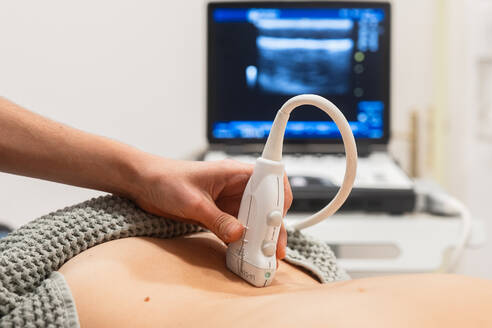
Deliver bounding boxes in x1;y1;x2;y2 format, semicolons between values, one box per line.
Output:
209;6;389;141
253;18;354;95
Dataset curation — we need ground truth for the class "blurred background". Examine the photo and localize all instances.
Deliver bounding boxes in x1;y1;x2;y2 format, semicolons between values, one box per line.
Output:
0;0;491;277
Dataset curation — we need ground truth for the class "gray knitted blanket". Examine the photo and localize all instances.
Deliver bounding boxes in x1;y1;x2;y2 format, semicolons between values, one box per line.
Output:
0;195;347;327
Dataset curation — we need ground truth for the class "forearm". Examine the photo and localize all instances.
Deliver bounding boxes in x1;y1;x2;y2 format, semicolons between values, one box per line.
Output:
0;97;277;245
0;97;146;198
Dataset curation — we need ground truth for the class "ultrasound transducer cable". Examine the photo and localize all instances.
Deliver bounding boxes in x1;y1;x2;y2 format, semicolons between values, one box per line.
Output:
415;184;473;272
226;94;358;287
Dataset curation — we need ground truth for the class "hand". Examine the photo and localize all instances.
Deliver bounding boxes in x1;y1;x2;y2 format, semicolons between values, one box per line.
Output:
132;157;293;260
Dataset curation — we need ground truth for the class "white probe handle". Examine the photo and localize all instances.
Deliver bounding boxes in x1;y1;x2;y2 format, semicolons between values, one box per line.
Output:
226;94;357;287
226;158;284;287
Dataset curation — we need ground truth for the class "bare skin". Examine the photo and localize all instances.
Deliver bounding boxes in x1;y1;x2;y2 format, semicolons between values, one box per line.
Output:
0;97;292;254
60;232;492;328
4;97;492;326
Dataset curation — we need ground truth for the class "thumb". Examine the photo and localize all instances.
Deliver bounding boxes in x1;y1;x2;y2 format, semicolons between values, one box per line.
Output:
200;201;244;243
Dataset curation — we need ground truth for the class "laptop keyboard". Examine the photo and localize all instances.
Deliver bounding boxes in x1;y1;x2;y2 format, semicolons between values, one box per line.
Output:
204;151;414;190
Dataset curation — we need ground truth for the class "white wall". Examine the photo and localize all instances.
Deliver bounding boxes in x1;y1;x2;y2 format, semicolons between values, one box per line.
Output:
0;0;208;226
389;0;436;170
442;0;492;278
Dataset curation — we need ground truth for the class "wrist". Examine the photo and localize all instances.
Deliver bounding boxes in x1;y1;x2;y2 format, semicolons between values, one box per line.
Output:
113;146;177;205
108;144;151;202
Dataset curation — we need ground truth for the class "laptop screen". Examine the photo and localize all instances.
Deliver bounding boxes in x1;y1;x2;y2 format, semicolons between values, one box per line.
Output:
207;2;390;144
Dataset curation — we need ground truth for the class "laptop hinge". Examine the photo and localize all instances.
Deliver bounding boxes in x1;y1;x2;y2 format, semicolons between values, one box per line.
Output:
209;142;384;158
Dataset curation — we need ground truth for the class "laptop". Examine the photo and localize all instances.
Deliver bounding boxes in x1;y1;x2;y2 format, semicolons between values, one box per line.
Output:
203;1;415;214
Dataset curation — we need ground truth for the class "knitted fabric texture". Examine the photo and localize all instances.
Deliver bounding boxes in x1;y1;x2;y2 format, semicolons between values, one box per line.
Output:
284;228;350;282
0;195;347;327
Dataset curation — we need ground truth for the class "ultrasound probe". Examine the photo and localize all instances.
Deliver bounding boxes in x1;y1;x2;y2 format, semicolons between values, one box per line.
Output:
226;94;358;287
